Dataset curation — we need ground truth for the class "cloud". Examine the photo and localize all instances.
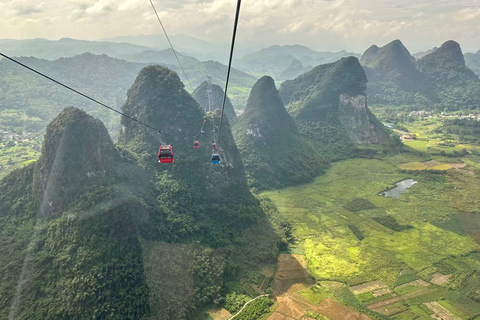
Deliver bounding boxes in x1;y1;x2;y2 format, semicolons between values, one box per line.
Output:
12;1;44;15
0;0;479;53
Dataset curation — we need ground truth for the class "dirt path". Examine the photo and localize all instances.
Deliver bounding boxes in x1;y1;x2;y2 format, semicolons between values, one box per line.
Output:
228;294;268;320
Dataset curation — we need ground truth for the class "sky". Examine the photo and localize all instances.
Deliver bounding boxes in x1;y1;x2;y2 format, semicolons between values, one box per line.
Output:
1;0;480;53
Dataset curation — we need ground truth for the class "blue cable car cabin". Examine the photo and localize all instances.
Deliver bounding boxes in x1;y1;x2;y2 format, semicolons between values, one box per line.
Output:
211;154;220;164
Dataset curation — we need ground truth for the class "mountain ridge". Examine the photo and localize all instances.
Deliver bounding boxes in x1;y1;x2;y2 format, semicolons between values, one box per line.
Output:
233;76;326;190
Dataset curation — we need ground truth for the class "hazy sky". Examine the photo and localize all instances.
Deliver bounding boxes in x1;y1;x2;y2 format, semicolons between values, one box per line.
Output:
1;0;480;53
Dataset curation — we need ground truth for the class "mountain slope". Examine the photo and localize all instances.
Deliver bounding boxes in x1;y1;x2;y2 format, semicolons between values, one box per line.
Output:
118;65;280;316
361;40;480;110
360;40;433;105
416;41;480;110
192;81;237;122
238;45;358;80
1;98;280;319
0;38;154;60
417;41;478;85
465;52;480;77
278;59;307;81
0;53;255;134
280;57;394;160
1;107;151;319
118;48;200;65
233;76;326;190
0;53;148;133
413;47;438;60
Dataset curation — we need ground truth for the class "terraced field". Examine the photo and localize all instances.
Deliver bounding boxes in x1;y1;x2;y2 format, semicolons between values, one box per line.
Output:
267;254;372;320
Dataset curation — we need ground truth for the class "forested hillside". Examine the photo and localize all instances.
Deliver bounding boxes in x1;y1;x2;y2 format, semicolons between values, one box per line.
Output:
193;81;236;122
280;57;397;161
0;53;255;135
361;40;480;110
0;66;281;319
465;51;480;77
233;76;326;190
0;53;147;133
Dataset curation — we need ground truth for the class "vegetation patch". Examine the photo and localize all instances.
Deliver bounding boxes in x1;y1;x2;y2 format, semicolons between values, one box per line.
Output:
348;224;365;240
399;162;427;171
233;296;273;320
373;215;413;231
344;198;376;212
299;284;333;305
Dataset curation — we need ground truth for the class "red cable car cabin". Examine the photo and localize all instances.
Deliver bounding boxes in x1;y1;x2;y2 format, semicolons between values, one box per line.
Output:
193;141;200;148
158;145;174;163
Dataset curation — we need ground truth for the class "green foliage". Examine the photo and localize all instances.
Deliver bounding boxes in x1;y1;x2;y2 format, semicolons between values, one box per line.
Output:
395;270;418;287
363;40;480;111
193;248;226;305
233;76;327;190
224;292;251;314
344;198;376;212
280;57;396;162
348;224;365;240
304;311;331;320
13;189;150;320
299;284;333;305
233;297;273;320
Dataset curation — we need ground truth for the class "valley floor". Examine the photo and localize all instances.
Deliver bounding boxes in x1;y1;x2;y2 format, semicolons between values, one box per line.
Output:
260;154;480;320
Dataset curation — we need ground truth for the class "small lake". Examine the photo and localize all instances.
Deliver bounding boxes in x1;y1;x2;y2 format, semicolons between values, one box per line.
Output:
380;179;418;199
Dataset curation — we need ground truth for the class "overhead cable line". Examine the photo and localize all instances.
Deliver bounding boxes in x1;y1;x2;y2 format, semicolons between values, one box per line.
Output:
0;53;162;134
149;0;193;90
217;0;242;144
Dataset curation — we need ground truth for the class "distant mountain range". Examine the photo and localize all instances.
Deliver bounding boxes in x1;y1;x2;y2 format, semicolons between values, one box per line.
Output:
0;38;154;60
0;53;254;133
465;51;480;77
236;45;360;81
361;40;480;110
2;36;480;113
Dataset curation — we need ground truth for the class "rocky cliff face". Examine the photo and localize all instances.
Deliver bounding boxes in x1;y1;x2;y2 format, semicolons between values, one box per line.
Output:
338;94;389;144
192;80;236;122
233;76;325;189
279;57;392;160
33;107;118;216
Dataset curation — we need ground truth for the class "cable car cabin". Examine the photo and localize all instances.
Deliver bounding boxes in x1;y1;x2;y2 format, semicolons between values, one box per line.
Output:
201;131;205;136
193;141;200;148
211;154;220;164
212;143;217;150
158;145;174;163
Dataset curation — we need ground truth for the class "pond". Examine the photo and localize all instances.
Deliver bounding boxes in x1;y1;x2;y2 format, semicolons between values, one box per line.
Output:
380;179;418;199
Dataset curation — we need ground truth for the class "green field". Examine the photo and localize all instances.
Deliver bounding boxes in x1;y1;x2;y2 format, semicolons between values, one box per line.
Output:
262;154;480;319
0;137;41;180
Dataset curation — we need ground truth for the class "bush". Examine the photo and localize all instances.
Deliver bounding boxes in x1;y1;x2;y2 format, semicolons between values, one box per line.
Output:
234;296;273;320
348;224;365;240
224;292;250;314
344;198;376;212
373;215;413;231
